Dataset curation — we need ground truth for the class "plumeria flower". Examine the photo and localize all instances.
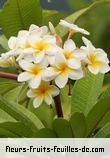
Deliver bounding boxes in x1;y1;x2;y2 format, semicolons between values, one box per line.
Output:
81;37;110;74
63;39;86;69
3;31;31;61
43;52;84;88
59;20;90;35
27;82;60;107
28;34;59;63
18;60;48;88
8;31;30;50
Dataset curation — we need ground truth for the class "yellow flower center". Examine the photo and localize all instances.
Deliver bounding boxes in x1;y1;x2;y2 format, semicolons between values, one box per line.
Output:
34;83;50;96
88;53;101;68
29;65;42;75
35;41;50;52
64;51;74;60
39;87;48;95
59;63;71;75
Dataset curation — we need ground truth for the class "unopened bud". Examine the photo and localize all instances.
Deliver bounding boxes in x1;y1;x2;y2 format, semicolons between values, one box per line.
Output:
49;22;56;35
56;35;62;47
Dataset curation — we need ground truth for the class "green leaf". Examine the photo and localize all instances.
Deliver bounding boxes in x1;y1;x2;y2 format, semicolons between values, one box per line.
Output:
0;81;20;95
0;127;18;137
3;83;28;105
17;83;28;103
0;122;35;137
70;113;86;137
30;103;55;129
71;71;104;116
0;108;16;123
61;85;71;117
99;84;110;100
4;85;23;102
42;10;66;26
35;128;56;138
55;0;110;37
53;118;73;138
0;34;8;51
95;122;110;138
0;0;42;38
86;96;110;137
0;95;44;131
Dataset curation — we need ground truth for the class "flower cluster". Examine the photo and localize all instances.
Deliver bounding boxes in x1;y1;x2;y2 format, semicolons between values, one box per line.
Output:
0;20;110;107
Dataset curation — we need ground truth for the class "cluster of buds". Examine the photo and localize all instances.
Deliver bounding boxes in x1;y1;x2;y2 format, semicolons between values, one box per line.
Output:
0;20;110;108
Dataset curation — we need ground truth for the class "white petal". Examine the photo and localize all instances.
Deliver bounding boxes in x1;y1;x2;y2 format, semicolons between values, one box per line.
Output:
29;24;39;31
82;37;95;53
1;50;15;60
55;52;66;68
46;44;60;55
88;65;99;75
29;76;41;89
43;67;58;81
68;58;81;69
8;36;17;49
49;85;60;97
16;48;34;61
28;34;41;48
69;68;84;80
18;72;32;82
55;74;68;88
40;57;49;67
64;39;76;51
18;30;29;38
46;55;55;66
44;93;53;105
17;31;29;48
43;35;56;44
59;20;73;29
59;20;90;35
34;52;45;63
41;26;48;36
73;25;90;35
95;49;109;63
100;63;110;74
74;49;87;60
33;97;43;108
17;53;34;62
27;89;36;98
19;60;33;71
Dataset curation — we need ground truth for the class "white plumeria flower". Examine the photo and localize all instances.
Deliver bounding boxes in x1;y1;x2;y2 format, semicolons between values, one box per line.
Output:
29;24;48;37
8;31;30;50
27;82;60;107
63;39;86;69
28;34;59;63
5;31;31;61
81;37;110;74
18;60;47;88
59;20;90;35
43;52;84;88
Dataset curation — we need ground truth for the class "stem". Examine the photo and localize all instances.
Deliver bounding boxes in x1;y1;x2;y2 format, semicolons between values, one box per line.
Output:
0;72;18;80
54;94;63;118
67;30;74;40
68;80;72;96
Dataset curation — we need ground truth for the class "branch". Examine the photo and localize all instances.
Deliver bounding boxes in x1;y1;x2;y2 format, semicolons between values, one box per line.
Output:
0;72;18;80
54;94;63;118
